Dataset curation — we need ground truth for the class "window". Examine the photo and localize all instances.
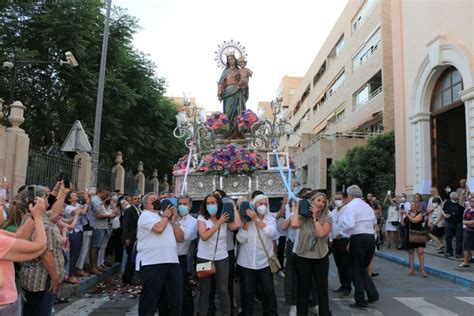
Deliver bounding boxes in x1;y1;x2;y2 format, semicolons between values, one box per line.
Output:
432;67;464;114
328;35;345;61
301;85;311;103
327;106;346;126
352;0;377;33
352;26;381;71
313;93;326;112
302;165;308;184
313;61;327;86
328;70;345;97
354;71;382;110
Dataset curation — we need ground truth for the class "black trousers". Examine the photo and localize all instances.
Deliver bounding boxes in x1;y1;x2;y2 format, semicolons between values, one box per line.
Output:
240;266;277;316
277;235;286;268
445;222;463;256
332;238;352;291
179;255;194;315
122;243;135;284
349;234;379;305
139;263;182;316
23;278;54;316
106;228;123;263
294;255;330;316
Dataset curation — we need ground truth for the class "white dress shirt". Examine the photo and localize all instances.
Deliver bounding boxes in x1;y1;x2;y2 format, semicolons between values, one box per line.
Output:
283;206;297;242
236;214;276;270
341;198;377;237
136;210;179;271
330;205;350;240
176;214;198;256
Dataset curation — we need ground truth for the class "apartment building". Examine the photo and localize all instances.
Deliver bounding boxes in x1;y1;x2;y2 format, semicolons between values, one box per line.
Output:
280;0;394;194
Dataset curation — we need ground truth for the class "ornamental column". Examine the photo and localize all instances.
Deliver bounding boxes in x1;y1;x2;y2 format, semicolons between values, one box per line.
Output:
409;112;432;194
460;87;474;190
135;161;145;195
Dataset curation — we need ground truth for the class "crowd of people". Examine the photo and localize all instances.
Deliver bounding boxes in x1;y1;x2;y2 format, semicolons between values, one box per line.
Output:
0;177;472;316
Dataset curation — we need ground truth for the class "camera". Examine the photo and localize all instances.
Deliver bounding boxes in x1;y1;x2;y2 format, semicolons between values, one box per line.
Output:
56;172;70;188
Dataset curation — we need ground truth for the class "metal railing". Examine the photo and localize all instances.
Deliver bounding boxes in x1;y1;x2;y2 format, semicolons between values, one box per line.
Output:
26;149;80;189
97;168;116;190
124;171;138;195
301;131;379;152
355;85;383;110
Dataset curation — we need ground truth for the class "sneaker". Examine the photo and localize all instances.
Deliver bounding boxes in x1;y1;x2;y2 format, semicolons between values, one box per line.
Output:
310;305;318;314
459;263;470;268
289;305;297;316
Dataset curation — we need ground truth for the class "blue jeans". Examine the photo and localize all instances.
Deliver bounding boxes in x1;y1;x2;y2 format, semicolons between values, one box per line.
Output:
69;231;83;274
445;222;463;256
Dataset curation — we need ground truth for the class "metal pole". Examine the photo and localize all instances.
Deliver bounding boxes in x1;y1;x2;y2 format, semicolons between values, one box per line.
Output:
90;0;112;191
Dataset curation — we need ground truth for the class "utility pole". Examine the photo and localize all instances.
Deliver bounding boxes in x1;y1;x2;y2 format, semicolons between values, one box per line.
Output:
90;0;112;191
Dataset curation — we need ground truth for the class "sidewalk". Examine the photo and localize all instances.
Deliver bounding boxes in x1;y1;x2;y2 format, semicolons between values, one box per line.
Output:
375;241;474;288
57;263;121;300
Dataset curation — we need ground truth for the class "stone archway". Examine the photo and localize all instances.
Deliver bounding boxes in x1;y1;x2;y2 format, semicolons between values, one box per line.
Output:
408;37;474;194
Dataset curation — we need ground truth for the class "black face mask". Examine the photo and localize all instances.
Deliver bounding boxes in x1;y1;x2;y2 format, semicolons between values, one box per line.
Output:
152;199;161;211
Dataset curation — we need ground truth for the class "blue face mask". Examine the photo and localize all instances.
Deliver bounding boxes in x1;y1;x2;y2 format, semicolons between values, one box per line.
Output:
207;204;218;215
178;204;189;216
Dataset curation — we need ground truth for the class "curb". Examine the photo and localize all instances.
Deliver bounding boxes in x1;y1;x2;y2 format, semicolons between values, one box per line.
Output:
375;251;474;288
57;264;121;299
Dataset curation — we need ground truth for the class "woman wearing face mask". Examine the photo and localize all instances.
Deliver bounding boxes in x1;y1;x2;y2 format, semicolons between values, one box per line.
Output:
196;193;241;316
291;191;332;316
236;194;278;315
428;197;445;253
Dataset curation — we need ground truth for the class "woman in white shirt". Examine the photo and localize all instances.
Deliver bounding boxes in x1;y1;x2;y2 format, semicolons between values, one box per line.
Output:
428;197;445;253
197;193;241;316
237;194;278;315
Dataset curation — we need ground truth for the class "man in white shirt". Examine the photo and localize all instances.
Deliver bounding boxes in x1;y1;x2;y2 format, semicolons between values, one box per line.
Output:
341;185;379;309
330;191;352;297
175;195;198;316
136;192;184;316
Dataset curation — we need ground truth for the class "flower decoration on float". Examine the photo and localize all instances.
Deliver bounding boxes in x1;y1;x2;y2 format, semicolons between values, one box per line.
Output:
237;109;258;133
205;112;230;132
173;154;190;174
198;144;267;175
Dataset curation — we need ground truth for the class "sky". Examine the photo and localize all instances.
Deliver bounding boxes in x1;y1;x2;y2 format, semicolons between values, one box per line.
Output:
113;0;348;112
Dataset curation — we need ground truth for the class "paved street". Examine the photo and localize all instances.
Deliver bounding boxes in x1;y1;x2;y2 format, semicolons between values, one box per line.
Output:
54;255;474;316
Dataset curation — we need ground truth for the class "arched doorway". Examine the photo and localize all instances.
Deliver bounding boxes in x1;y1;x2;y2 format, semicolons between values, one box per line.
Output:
431;66;466;191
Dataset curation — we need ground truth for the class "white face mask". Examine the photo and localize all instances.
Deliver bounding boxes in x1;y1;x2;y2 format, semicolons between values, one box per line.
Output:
334;200;343;208
400;197;406;203
432;203;439;208
256;205;267;215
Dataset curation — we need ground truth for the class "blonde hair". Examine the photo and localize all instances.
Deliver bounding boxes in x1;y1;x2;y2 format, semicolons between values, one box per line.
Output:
307;191;329;217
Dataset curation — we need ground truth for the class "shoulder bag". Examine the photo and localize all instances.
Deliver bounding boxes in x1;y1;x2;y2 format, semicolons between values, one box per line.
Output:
196;225;220;278
408;212;428;243
256;224;282;273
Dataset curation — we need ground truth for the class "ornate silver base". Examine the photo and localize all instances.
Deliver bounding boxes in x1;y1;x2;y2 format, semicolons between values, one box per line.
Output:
173;169;292;200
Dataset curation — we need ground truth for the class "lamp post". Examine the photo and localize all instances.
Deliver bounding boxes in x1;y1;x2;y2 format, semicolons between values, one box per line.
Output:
251;96;293;150
2;51;78;118
90;0;112;191
173;95;214;168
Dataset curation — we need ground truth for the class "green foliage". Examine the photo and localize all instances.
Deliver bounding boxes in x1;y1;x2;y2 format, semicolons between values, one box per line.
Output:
0;1;185;177
329;131;395;197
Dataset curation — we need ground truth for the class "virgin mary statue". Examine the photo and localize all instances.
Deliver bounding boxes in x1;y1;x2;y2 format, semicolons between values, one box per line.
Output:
217;52;246;136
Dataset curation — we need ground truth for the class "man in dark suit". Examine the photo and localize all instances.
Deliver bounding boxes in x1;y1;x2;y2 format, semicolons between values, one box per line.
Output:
122;194;141;285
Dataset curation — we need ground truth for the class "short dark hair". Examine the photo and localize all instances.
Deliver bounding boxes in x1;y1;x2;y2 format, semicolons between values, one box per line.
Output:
432;197;442;204
335;191;347;198
213;189;227;198
251;190;264;199
200;194;223;219
298;188;312;198
178;195;193;204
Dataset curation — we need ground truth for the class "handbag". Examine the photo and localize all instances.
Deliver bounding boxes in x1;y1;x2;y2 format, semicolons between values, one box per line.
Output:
409;230;428;243
256;225;282;273
196;226;220;278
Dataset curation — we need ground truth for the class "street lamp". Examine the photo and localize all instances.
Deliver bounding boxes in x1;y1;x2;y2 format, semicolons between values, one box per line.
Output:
2;51;79;107
250;96;293;150
173;95;214;168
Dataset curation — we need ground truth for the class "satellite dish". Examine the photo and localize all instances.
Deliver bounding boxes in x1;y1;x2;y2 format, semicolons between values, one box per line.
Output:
60;120;92;153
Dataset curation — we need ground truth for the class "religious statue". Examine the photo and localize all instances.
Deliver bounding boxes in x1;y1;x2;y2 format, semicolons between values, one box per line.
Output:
238;56;253;102
217;52;246;135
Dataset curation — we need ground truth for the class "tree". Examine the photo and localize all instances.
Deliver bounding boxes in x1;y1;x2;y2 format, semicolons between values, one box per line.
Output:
329;131;395;197
0;1;185;178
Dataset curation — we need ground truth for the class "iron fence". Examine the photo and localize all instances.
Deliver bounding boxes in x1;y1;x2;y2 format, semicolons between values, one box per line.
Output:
97;168;116;191
124;171;138;195
26;149;80;189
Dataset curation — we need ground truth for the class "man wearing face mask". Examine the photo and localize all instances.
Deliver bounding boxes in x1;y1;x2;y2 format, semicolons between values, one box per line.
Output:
330;192;352;298
175;195;198;315
443;192;465;258
122;194;141;285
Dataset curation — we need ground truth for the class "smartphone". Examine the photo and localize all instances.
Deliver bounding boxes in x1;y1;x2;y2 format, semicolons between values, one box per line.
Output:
400;204;405;210
27;186;36;207
239;201;252;222
221;197;234;223
160;197;178;212
63;174;70;189
387;190;391;195
299;199;311;218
